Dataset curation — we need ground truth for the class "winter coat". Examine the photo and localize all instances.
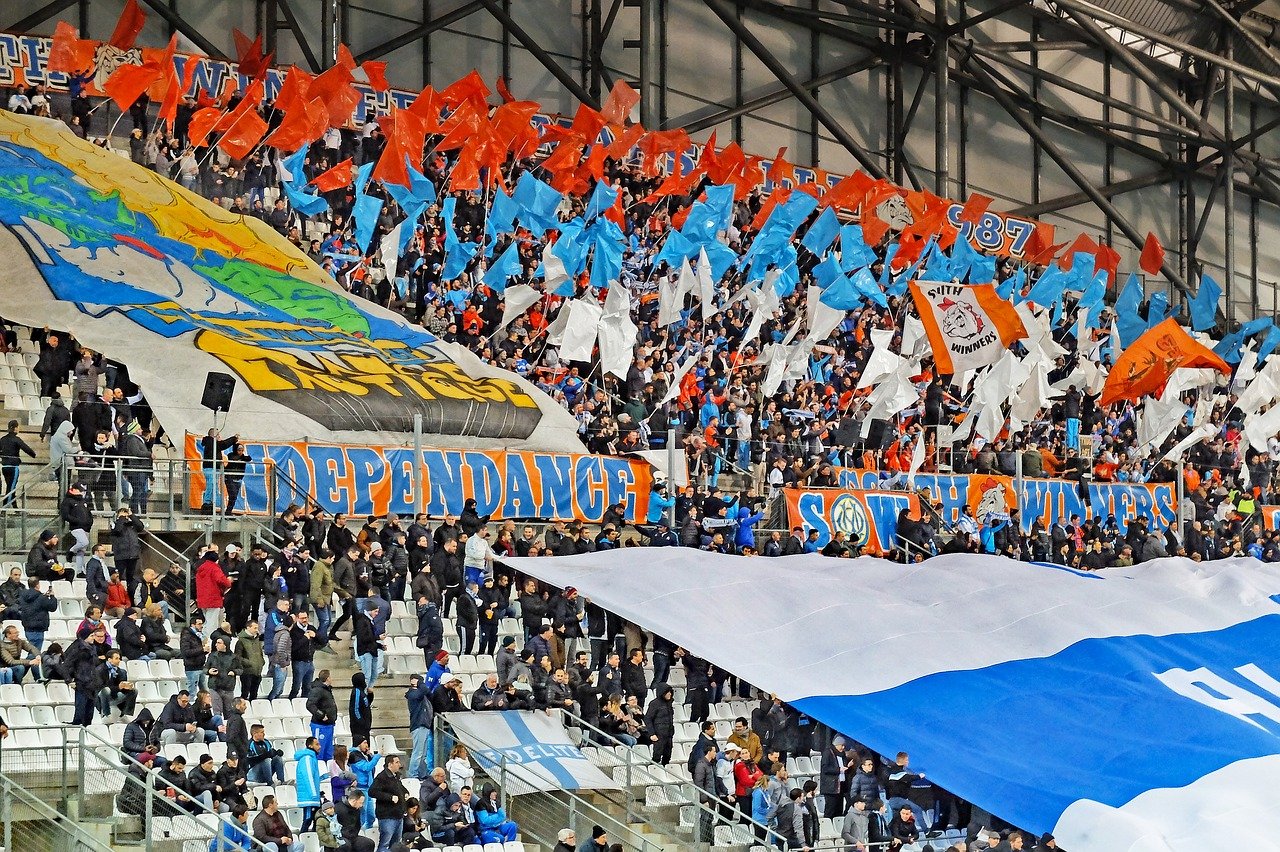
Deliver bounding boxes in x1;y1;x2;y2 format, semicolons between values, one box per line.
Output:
195;558;232;609
369;767;409;820
644;684;675;738
204;649;238;692
179;627;207;672
294;747;323;807
306;679;338;725
233;630;265;677
18;586;56;632
109;513;144;561
416;600;443;651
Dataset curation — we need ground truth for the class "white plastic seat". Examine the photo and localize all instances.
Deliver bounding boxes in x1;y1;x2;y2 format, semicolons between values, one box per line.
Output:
272;698;294;718
46;681;71;703
263;718;286;740
251;699;276;719
31;705;58;726
274;785;298;808
127;660;151;682
168;658;186;679
135;680;160;702
5;706;32;727
148;659;172;680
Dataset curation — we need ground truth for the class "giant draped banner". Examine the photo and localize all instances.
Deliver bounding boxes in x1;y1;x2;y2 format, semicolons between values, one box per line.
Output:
833;470;1177;534
783;487;918;551
444;710;619;795
185;435;653;523
0;112;583;450
508;549;1280;851
0;31;1040;259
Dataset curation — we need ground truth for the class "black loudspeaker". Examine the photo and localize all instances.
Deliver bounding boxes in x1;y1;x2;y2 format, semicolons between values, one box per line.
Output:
200;372;236;413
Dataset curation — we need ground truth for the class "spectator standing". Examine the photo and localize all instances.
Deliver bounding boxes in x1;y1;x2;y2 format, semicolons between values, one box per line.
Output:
307;668;338;760
370;754;409;852
0;419;34;506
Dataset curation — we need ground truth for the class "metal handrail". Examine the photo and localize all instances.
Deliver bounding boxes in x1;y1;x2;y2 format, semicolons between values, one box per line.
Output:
433;712;667;852
77;725;274;852
560;707;785;847
0;766;116;852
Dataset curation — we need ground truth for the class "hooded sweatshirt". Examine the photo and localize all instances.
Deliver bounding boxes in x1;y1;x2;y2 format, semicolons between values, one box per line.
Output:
49;421;76;471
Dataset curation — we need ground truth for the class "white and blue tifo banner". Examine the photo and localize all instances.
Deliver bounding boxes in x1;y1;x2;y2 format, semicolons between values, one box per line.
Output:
444;710;620;795
505;550;1280;851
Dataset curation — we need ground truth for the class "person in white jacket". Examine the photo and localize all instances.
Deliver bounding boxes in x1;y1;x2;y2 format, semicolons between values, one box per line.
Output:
446;743;475;793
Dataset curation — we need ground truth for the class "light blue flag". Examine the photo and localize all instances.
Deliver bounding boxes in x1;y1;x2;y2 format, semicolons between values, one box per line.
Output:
1146;291;1170;328
513;171;564;234
550;217;591;277
773;255;800;297
353;191;383;254
819;274;863;310
590;232;624;292
1079;271;1109;328
1115;273;1146;348
1240;316;1273;338
998;267;1025;302
1025;264;1070;307
801;207;840;256
355;161;375;196
485;188;518;255
585;180;618;222
282;148;308;186
1189;273;1222;332
702;240;738;283
441;197;480;280
813;255;843;289
397;201;428;256
839;225;877;272
281;179;329;217
1213;328;1245;364
482;241;522;292
969;251;997;285
702;184;736;233
679;202;721;246
384;158;437;212
655;229;697;269
854;267;888;307
1257;324;1280;364
924;241;954;282
948;232;979;280
878;243;900;290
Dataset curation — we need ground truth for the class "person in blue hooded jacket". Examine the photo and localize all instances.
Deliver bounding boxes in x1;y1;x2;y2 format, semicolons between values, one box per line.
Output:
294;736;324;832
208;804;253;851
733;505;765;553
475;783;519;844
646;484;675;524
980;516;1008;555
350;739;382;829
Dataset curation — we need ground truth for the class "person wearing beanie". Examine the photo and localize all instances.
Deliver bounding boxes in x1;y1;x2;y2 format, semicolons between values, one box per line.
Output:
552;826;577;852
576;824;608;852
495;636;519;687
424;650;451;693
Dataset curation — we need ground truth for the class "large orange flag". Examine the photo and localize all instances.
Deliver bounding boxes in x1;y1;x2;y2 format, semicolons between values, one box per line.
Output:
48;22;97;75
1100;318;1231;406
109;0;146;50
103;59;164;111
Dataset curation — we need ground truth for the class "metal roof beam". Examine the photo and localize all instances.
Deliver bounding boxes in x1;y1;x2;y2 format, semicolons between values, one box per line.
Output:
703;0;888;178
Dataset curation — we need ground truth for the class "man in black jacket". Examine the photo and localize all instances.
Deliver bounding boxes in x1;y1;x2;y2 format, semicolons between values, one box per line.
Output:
336;790;375;852
158;690;212;745
215;751;248;809
116;608;149;660
369;755;409;852
288;611;318;700
306;669;338;761
0;419;34;507
354;604;382;688
67;626;103;725
59;482;93;574
644;682;676;765
224;697;249;760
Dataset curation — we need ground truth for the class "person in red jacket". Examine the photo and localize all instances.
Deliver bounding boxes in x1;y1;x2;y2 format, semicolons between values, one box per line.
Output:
194;548;232;628
733;753;764;822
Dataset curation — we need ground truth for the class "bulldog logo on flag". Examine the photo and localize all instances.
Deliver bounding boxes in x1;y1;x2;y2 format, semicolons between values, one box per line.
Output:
910;279;1028;376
